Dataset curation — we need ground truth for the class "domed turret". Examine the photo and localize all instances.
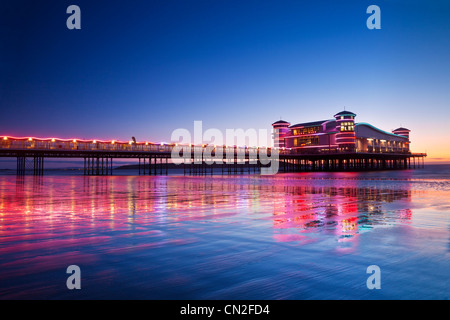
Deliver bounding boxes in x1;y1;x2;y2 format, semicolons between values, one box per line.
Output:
392;127;410;140
334;110;357;119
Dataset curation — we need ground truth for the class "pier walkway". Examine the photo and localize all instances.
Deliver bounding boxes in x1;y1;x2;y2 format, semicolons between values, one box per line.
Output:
0;136;426;175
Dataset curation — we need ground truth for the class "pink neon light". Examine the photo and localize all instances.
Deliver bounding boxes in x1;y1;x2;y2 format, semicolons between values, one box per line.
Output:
1;135;132;144
291;144;339;149
1;135;272;150
285;132;329;138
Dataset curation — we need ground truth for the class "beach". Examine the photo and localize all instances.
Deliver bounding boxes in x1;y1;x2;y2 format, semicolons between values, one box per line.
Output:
0;165;448;299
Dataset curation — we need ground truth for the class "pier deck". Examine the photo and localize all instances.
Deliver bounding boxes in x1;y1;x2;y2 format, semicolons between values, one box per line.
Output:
0;136;426;175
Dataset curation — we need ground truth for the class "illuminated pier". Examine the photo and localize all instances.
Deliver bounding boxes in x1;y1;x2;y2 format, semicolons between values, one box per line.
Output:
0;134;426;175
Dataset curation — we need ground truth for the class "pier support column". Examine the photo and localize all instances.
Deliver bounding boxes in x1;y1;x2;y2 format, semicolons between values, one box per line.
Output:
16;155;44;176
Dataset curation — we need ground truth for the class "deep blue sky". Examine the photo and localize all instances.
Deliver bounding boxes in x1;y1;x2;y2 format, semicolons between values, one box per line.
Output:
1;1;449;159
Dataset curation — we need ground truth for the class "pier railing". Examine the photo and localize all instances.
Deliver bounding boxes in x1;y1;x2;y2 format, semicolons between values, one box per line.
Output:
0;136;265;154
0;136;426;157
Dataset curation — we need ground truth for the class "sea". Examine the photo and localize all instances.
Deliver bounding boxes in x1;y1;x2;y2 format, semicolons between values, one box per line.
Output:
0;164;448;300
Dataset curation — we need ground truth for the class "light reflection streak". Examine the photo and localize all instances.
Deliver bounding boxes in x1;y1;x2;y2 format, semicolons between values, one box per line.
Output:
0;173;428;295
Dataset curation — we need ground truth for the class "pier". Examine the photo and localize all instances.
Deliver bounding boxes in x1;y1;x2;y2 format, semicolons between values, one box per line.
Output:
0;136;426;175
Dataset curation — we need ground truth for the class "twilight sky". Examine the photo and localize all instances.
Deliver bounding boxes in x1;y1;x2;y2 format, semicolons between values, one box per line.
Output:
1;0;449;161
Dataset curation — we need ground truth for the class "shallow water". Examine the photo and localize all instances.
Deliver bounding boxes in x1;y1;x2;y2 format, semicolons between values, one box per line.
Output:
0;166;449;299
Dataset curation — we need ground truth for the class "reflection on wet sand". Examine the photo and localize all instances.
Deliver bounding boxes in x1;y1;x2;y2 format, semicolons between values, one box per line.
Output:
270;184;413;252
1;175;414;246
1;173;446;299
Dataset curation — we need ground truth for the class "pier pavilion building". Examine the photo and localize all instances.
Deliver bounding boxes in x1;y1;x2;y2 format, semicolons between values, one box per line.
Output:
272;110;411;154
